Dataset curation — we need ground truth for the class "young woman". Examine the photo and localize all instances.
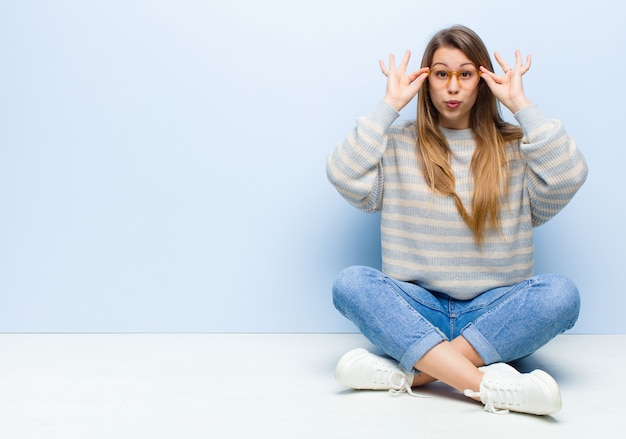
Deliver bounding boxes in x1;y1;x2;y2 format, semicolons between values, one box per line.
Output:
326;25;587;415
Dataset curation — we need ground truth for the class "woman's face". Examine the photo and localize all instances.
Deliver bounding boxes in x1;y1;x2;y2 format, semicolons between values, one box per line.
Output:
428;47;480;130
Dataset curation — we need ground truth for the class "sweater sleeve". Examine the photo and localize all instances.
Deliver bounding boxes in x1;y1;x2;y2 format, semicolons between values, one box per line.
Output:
326;101;400;213
515;104;588;226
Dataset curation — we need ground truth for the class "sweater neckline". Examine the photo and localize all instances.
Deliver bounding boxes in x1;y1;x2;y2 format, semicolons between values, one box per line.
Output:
439;126;473;141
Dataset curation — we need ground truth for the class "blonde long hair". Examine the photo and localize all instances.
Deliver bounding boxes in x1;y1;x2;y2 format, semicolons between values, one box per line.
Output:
416;26;523;245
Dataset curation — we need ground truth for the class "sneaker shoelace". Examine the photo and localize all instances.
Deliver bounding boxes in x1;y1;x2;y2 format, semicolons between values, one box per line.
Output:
464;388;511;414
363;357;428;398
388;373;428;398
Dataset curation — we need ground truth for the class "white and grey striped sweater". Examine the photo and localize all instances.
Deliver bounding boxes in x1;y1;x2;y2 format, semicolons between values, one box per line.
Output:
327;101;587;300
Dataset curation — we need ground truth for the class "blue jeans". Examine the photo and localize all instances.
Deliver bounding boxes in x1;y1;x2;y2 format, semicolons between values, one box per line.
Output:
332;266;580;373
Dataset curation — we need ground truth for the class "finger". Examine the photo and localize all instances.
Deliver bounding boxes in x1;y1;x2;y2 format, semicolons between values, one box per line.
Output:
379;59;389;76
412;69;431;89
407;66;430;83
493;51;511;73
511;50;532;75
398;50;411;73
479;65;493;75
480;66;504;83
514;49;523;69
479;72;495;88
479;69;498;87
521;54;532;74
388;53;397;71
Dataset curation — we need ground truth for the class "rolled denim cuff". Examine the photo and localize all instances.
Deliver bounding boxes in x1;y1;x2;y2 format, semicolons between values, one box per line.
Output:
461;323;502;365
398;327;447;373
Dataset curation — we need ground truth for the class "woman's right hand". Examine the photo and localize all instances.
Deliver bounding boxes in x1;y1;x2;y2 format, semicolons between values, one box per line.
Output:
379;50;429;112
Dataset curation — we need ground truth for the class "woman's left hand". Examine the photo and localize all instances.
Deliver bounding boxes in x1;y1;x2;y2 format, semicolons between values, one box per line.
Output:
479;50;532;114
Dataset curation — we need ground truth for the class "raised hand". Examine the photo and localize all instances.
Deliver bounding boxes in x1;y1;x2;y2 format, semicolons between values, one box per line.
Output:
479;50;533;114
379;50;429;112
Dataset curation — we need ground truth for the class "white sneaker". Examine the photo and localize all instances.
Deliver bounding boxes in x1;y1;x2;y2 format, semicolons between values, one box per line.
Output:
479;362;518;374
465;363;562;415
335;348;418;396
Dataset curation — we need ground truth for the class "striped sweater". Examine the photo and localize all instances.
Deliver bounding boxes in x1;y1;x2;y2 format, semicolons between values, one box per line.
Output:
327;101;588;300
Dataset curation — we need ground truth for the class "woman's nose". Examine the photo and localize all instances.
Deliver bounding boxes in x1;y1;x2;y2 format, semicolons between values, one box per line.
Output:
447;73;460;93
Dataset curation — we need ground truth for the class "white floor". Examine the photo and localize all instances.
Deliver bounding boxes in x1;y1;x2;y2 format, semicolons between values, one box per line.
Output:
0;333;622;438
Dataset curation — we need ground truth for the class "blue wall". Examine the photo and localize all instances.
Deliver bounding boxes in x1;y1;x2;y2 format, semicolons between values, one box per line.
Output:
0;0;622;333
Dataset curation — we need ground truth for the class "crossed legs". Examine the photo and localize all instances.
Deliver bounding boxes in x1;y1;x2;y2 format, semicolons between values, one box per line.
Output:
412;337;484;392
332;265;580;395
